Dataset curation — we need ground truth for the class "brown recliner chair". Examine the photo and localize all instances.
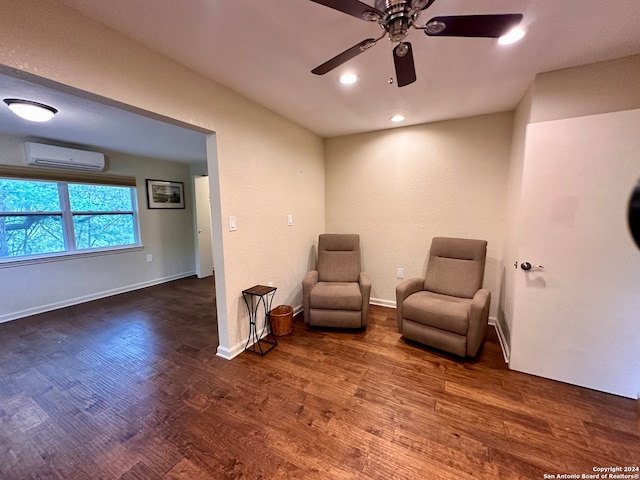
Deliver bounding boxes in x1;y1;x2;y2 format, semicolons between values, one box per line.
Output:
302;234;371;328
396;237;490;357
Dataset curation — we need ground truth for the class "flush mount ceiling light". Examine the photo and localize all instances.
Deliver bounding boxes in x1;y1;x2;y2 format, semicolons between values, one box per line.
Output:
391;114;406;123
3;98;58;122
339;73;359;85
498;25;527;45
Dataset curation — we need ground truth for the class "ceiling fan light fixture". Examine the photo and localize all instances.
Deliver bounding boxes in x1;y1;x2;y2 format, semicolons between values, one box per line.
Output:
3;98;58;122
389;17;410;43
498;25;527;45
339;73;359;85
391;114;406;123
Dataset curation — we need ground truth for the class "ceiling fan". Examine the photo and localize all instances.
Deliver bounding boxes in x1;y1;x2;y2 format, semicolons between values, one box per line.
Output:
309;0;523;87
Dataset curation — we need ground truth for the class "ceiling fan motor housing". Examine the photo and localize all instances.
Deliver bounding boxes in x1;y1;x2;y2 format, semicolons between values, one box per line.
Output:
374;0;411;20
374;0;427;11
374;0;414;42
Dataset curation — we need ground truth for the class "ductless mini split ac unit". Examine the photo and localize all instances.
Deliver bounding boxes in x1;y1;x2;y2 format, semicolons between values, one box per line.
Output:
25;142;105;172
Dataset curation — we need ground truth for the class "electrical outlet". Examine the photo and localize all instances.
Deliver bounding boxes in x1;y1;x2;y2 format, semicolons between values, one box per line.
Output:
146;254;153;263
396;267;404;279
268;281;274;287
287;214;293;226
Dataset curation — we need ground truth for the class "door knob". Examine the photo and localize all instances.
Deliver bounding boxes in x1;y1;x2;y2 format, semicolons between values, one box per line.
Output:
521;261;544;271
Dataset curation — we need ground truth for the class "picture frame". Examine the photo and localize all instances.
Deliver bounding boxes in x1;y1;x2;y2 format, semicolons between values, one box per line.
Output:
145;179;185;209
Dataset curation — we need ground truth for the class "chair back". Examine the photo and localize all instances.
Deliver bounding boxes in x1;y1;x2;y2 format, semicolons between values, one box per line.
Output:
424;237;487;299
317;234;361;282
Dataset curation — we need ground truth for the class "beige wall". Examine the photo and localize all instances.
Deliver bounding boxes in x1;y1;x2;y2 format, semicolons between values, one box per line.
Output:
0;0;325;357
531;54;640;124
0;133;196;322
325;112;514;318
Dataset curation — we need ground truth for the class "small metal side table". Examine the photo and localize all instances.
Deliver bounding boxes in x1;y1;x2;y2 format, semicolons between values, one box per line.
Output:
242;285;278;356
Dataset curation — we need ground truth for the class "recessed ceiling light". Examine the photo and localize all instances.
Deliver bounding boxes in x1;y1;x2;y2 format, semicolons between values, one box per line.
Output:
3;98;58;122
339;73;358;85
391;114;405;123
498;26;527;45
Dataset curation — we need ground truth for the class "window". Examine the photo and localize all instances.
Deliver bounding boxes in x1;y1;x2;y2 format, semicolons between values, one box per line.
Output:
0;177;140;261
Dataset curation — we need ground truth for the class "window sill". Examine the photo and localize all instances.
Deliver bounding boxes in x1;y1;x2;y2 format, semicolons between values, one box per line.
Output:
0;245;144;269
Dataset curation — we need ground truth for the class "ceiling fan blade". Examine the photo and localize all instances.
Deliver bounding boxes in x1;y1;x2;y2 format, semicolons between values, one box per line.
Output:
393;42;417;87
312;38;376;75
424;14;523;38
308;0;383;21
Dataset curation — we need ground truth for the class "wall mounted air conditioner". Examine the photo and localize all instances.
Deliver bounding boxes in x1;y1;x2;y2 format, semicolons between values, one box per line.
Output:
25;142;105;172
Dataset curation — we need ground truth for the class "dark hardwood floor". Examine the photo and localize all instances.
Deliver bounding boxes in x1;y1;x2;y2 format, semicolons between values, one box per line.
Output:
1;276;638;479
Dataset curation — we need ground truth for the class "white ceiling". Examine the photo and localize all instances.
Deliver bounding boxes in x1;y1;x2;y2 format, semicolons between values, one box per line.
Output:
1;0;640;163
55;0;640;138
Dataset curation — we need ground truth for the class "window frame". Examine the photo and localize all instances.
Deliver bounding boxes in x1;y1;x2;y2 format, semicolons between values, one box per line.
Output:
0;174;142;267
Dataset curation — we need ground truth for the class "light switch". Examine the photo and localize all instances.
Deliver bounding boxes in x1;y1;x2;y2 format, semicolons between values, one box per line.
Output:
396;267;404;279
228;216;237;231
287;214;293;226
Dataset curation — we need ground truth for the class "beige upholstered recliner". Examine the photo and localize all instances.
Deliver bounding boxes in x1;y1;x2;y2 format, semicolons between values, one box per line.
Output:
396;237;491;357
302;234;371;328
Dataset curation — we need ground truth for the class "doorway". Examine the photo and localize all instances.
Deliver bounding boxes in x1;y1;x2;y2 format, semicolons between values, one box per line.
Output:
194;175;214;278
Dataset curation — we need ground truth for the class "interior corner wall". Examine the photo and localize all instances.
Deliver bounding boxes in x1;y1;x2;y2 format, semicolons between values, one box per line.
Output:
0;0;325;356
497;85;533;347
324;112;514;318
0;133;196;322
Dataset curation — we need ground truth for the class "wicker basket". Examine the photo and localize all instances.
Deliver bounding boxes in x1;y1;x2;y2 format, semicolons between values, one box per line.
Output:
270;305;293;336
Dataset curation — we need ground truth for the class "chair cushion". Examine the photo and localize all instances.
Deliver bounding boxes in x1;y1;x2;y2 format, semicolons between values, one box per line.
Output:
402;291;471;335
424;237;487;299
310;282;362;311
317;234;361;283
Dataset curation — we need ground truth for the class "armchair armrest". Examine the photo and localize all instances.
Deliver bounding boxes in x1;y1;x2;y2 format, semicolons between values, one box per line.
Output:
359;272;372;326
395;278;424;332
467;288;491;356
302;270;318;324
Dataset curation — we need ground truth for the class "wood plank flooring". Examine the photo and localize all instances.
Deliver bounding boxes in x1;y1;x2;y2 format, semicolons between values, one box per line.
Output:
1;276;638;479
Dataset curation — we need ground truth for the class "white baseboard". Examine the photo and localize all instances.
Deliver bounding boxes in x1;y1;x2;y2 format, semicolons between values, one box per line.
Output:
217;325;280;360
0;271;196;324
216;341;245;360
370;297;396;308
217;304;305;360
489;316;510;363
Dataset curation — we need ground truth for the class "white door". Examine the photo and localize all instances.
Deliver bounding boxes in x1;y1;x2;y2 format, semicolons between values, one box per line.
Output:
194;175;214;278
509;108;640;399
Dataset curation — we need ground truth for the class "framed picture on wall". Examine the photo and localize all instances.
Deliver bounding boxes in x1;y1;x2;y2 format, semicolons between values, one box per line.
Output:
145;179;185;209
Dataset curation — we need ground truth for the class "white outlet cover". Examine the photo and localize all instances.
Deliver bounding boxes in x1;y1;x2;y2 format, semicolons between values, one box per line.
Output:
228;216;237;231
